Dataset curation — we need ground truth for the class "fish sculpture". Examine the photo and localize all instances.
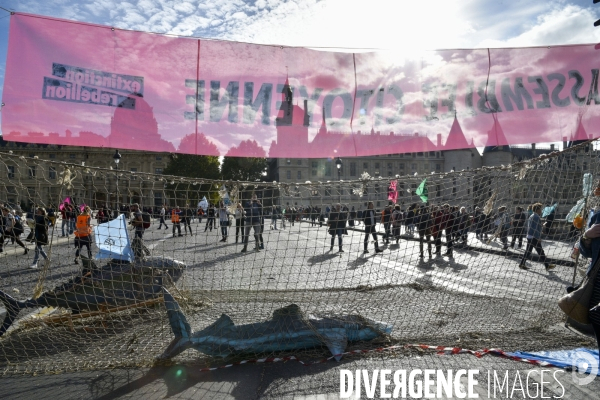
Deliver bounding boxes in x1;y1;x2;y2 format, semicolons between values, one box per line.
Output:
160;289;393;361
0;256;186;336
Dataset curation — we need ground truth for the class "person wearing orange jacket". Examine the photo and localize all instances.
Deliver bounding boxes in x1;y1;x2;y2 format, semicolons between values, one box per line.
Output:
171;205;182;237
74;206;93;264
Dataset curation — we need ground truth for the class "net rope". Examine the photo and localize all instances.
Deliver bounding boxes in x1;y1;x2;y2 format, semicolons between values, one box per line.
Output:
0;141;598;374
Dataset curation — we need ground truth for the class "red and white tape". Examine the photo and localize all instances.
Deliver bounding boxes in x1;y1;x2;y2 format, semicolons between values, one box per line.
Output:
187;343;563;373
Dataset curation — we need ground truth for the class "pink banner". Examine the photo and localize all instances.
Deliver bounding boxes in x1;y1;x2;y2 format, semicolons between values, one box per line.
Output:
2;13;600;158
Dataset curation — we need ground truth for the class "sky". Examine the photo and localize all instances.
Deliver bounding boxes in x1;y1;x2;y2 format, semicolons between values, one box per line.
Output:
1;0;600;140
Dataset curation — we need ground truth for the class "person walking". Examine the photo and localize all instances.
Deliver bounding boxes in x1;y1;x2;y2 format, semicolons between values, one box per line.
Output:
518;203;556;271
241;195;263;253
218;201;229;242
30;207;50;269
235;202;245;243
362;201;383;254
171;205;182;237
158;205;168;230
74;206;93;264
510;206;526;249
328;203;347;253
0;206;28;254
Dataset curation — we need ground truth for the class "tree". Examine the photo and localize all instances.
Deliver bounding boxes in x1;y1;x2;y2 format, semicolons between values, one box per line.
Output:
163;153;220;206
221;140;268;202
177;133;220;156
221;140;267;182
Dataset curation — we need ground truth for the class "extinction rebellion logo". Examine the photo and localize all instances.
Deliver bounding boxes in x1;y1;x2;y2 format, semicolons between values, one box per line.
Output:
42;63;144;109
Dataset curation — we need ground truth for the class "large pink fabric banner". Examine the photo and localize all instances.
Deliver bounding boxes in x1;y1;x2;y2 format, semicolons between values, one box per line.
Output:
2;13;600;158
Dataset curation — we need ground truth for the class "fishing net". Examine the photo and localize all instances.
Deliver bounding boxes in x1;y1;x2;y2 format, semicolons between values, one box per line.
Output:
0;140;598;374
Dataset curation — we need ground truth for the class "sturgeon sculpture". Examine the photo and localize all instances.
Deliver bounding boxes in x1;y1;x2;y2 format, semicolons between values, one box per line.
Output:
161;289;393;361
0;256;186;336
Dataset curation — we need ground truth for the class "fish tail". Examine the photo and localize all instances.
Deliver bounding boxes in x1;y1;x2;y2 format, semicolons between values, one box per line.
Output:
160;288;192;358
0;290;25;337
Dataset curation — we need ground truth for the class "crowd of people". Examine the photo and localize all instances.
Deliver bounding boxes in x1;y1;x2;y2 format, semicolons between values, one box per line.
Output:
0;196;563;271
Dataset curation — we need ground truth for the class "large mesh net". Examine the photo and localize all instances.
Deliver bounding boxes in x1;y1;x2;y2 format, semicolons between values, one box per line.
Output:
0;141;598;374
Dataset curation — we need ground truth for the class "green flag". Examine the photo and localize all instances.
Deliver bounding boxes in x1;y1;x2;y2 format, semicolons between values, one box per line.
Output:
415;178;428;203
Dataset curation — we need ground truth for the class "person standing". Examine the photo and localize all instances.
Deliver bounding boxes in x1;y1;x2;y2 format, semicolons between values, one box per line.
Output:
30;207;50;269
218;201;229;242
158;205;168;230
510;206;526;249
441;204;454;258
362;201;383;254
328;203;347;253
205;204;216;232
74;206;93;264
235;202;245;243
183;204;193;236
495;206;511;250
381;204;392;245
171;205;182;237
66;203;77;235
391;204;402;244
60;203;69;237
130;203;145;239
416;205;432;259
47;204;56;227
271;207;278;230
519;203;555;271
241;195;263;253
473;207;483;240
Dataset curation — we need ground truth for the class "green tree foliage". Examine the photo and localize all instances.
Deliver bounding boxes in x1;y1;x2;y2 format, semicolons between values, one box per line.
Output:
221;140;267;182
163;134;221;206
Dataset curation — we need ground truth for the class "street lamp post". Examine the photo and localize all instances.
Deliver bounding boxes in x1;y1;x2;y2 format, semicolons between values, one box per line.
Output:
113;149;121;215
335;157;342;203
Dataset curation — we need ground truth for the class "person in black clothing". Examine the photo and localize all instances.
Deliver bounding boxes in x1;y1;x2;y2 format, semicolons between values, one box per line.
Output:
510;206;526;249
416;205;432;259
30;207;50;269
327;203;347;253
204;204;216;232
363;201;383;254
406;205;416;236
543;208;555;236
382;204;392;244
442;204;454;258
241;195;263;253
235;202;245;243
183;204;194;236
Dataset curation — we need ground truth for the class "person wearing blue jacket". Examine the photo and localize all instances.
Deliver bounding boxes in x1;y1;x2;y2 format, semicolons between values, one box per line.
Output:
518;202;555;271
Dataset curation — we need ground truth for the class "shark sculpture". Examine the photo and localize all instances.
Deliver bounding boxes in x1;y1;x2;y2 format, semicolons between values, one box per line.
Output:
160;289;393;361
0;256;186;336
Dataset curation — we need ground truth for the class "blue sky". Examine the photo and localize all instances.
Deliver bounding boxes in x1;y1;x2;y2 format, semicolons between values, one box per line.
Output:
1;0;600;133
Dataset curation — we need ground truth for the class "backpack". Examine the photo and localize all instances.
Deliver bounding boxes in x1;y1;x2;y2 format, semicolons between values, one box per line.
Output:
142;212;151;229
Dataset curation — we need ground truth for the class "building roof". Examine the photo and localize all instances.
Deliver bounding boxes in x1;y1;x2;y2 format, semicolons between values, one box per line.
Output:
444;114;472;150
483;114;511;154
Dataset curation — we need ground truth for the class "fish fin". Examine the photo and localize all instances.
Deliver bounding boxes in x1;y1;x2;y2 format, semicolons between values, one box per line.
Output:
0;290;25;337
321;328;348;362
162;288;191;339
272;304;304;320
